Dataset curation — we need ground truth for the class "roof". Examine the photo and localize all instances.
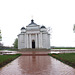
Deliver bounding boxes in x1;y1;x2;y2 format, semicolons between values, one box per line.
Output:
41;26;46;29
21;27;25;30
28;19;37;25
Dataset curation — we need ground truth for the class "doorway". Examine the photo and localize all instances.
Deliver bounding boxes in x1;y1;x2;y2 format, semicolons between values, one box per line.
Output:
32;40;35;48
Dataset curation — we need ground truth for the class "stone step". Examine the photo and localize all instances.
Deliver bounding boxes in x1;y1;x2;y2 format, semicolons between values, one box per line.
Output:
22;54;48;56
19;48;50;51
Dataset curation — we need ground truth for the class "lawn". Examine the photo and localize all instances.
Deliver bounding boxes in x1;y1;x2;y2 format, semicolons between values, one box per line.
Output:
0;54;21;68
48;53;75;68
51;47;75;49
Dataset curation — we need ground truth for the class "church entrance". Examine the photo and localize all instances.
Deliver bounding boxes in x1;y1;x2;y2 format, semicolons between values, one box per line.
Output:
32;40;35;48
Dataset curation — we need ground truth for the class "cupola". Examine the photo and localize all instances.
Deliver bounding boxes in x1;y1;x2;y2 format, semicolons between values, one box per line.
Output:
28;19;37;25
40;25;47;32
41;26;46;28
21;27;26;33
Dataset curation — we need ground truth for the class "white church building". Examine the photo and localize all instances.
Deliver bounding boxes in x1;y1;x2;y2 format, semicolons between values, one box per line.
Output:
18;19;50;49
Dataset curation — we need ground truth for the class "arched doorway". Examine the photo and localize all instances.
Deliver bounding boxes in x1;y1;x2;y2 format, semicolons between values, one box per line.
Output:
32;40;35;48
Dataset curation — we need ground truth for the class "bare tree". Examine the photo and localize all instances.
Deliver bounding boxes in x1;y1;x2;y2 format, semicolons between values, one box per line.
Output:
73;24;75;32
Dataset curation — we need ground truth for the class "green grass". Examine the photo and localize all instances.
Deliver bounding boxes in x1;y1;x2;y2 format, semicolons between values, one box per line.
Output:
0;54;21;68
51;47;75;49
0;49;18;51
48;53;75;68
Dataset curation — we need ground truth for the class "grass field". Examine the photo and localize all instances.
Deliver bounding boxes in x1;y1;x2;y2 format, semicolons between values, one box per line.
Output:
0;54;21;68
0;49;18;51
48;53;75;68
51;47;75;49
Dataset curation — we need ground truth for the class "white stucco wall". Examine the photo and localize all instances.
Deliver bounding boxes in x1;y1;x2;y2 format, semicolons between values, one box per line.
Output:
18;34;25;49
18;20;50;49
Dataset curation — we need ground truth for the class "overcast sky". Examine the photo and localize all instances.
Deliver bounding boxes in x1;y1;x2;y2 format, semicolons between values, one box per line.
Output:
0;0;75;47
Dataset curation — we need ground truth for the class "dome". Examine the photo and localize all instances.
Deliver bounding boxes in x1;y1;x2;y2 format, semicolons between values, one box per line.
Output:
28;19;37;25
21;27;26;33
21;27;25;30
41;26;46;29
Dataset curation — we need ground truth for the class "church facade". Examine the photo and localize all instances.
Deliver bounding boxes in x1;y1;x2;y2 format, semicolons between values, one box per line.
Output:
18;19;50;49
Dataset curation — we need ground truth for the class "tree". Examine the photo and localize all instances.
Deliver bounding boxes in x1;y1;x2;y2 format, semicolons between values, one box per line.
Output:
73;24;75;32
13;38;18;48
0;29;2;41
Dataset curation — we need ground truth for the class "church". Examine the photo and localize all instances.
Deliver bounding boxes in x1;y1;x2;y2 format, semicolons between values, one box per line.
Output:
18;19;50;49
